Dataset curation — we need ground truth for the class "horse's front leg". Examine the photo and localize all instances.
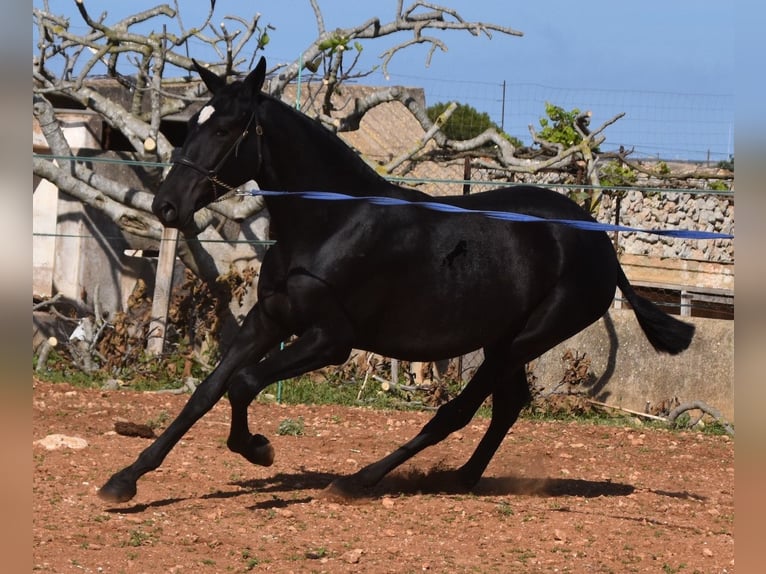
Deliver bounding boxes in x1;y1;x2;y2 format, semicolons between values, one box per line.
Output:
97;303;283;504
226;364;277;467
225;324;353;467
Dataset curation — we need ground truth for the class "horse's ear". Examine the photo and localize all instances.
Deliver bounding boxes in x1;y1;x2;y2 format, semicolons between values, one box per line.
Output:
243;56;267;100
193;59;226;94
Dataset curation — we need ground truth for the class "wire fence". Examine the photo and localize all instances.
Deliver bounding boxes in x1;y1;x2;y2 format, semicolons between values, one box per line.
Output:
33;166;734;320
34;68;736;408
376;71;734;163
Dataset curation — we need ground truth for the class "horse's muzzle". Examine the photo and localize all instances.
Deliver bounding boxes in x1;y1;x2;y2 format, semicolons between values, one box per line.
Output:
152;195;182;228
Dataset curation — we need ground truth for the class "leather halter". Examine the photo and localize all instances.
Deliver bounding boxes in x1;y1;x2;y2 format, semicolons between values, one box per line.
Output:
171;110;262;201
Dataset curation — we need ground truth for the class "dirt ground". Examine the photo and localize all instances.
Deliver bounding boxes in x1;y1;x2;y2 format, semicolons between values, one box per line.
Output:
32;380;734;573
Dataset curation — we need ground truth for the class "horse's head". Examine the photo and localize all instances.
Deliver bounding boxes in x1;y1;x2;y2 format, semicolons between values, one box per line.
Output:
152;57;267;228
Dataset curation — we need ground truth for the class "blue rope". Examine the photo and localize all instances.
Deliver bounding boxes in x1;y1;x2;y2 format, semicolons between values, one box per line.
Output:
241;189;733;240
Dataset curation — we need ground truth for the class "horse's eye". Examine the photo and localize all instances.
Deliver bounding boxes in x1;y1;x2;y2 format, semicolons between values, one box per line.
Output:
215;128;228;137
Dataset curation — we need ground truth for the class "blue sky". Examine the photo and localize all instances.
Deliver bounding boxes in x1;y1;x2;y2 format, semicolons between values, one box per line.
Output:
37;1;739;160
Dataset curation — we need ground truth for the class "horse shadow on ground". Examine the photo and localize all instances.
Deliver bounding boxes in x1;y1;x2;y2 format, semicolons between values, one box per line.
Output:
105;470;713;514
221;467;637;510
105;466;640;513
106;467;642;514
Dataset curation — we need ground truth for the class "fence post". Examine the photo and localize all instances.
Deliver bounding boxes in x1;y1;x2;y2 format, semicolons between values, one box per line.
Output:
146;227;178;355
462;157;471;195
391;358;399;387
680;290;692;317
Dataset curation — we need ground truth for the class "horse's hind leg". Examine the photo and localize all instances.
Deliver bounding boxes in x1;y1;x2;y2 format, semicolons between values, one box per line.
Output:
332;356;501;492
456;365;530;488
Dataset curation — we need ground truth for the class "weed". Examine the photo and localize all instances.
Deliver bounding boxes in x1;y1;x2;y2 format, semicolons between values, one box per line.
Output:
147;410;170;430
122;524;161;548
277;417;305;436
305;547;328;559
241;548;261;570
496;501;514;516
707;179;729;191
512;548;536;564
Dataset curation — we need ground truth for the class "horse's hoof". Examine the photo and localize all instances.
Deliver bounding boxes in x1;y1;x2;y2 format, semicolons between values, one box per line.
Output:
229;434;275;467
249;434;275;466
322;476;365;502
97;473;137;503
453;468;482;492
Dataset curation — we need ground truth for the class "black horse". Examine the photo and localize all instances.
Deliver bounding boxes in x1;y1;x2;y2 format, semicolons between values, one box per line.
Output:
98;57;694;503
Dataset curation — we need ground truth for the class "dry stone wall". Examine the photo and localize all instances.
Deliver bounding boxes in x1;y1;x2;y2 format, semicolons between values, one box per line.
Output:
597;190;734;263
468;166;735;265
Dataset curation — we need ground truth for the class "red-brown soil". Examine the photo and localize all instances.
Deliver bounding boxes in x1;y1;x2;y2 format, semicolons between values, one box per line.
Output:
33;380;734;573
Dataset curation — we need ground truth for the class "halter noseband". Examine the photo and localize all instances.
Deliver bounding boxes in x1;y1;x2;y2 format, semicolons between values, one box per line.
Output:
171;110;262;201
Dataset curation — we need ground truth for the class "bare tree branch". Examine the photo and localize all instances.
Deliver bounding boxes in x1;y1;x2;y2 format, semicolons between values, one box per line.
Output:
32;1;531;289
34;155;161;239
269;1;522;96
384;101;458;173
667;400;735;436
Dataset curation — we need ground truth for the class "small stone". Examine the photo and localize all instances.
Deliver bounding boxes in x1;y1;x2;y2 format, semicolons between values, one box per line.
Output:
342;548;363;564
101;379;122;391
703;547;714;557
34;434;88;450
381;497;395;508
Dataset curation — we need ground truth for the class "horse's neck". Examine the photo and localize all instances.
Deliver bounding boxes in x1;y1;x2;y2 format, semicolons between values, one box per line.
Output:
258;98;408;242
260;98;389;196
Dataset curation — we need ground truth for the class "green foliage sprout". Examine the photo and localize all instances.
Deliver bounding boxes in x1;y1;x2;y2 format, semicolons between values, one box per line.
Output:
538;102;582;147
277;417;305;436
599;160;638;189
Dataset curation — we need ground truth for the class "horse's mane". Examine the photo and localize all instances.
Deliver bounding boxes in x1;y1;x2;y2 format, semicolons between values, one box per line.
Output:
261;91;392;189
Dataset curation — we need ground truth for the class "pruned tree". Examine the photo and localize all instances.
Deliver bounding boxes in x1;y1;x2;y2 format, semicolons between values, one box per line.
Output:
33;1;529;279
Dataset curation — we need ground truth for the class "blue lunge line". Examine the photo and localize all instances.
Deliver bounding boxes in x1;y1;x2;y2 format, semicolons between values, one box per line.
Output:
241;189;733;240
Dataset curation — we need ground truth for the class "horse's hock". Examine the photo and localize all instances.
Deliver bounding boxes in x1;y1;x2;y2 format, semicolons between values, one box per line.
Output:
529;312;734;423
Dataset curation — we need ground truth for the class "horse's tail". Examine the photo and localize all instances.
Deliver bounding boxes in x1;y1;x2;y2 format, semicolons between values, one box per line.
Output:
617;267;695;355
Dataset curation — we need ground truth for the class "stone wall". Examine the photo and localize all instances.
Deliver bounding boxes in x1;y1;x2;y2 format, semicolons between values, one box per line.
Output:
597;190;734;264
498;167;735;265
